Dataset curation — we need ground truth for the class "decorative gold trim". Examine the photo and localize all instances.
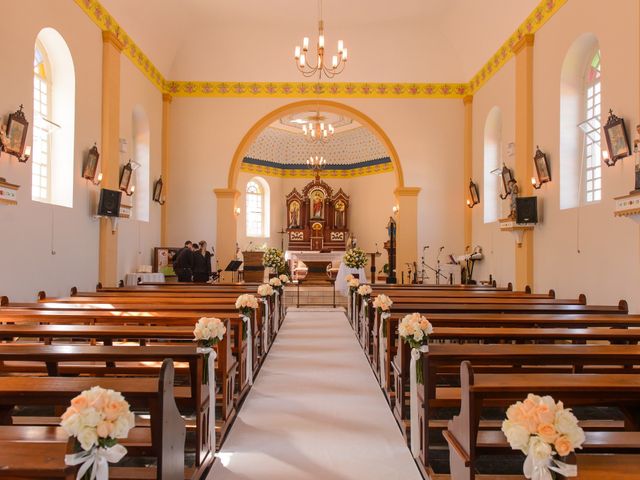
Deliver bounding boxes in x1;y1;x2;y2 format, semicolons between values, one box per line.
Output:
240;161;394;179
468;0;567;94
463;95;473;106
512;34;535;55
162;93;173;103
165;81;469;98
102;31;123;51
394;187;421;197
213;188;240;199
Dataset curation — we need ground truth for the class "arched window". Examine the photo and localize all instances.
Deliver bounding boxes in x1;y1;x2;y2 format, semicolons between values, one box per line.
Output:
559;34;600;209
32;28;75;207
483;106;502;223
132;106;150;222
246;177;270;238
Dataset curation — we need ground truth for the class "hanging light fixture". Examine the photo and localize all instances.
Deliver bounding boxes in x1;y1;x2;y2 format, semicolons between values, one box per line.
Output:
307;155;327;178
302;112;335;144
294;0;348;79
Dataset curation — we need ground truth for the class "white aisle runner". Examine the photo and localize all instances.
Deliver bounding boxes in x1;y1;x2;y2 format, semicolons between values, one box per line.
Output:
209;308;422;480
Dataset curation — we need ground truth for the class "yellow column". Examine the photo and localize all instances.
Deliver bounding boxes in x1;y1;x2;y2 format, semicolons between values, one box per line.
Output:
513;34;535;290
160;93;172;245
98;31;123;287
214;188;240;282
394;187;421;284
463;95;473;249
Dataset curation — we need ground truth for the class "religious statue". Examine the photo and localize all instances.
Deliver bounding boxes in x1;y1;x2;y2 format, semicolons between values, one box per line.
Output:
334;200;345;229
508;179;520;220
311;190;324;219
289;200;300;228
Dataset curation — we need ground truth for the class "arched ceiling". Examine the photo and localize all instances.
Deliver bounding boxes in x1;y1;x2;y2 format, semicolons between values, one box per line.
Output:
99;0;540;82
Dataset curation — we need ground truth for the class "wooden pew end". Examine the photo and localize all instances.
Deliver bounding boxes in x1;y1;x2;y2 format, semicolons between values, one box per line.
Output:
619;299;629;312
0;296;7;307
506;282;511;290
119;280;124;288
70;287;78;297
525;285;532;294
96;282;103;291
548;289;556;299
37;291;46;301
159;358;187;480
578;293;587;305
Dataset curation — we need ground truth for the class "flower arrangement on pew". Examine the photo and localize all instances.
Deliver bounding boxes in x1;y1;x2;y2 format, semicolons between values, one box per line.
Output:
373;294;393;336
263;247;285;273
193;317;226;384
502;394;585;480
61;386;135;480
236;294;259;340
343;247;367;269
357;284;373;320
258;283;275;297
269;276;283;294
398;312;433;457
278;274;290;284
348;276;359;292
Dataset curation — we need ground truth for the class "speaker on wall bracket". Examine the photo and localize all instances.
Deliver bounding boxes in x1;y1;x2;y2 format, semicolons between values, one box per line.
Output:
515;196;538;224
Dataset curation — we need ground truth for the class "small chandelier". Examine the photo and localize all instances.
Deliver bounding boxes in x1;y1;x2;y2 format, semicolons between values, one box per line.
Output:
307;155;326;178
302;114;335;144
294;0;348;79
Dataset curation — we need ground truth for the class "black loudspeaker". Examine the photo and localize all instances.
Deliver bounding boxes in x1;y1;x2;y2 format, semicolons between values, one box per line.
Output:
516;196;538;224
97;188;122;217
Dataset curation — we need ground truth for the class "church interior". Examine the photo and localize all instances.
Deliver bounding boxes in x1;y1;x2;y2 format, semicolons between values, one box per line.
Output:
1;0;640;479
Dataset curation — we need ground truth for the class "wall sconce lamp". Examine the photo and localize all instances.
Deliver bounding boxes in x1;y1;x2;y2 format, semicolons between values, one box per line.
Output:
119;160;135;196
153;176;165;205
497;163;515;200
1;105;31;162
392;205;399;214
234;207;241;216
17;146;31;163
82;144;102;185
531;146;551;190
467;179;480;208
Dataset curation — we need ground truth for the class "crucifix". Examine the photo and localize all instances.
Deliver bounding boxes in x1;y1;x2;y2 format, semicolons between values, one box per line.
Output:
277;228;287;251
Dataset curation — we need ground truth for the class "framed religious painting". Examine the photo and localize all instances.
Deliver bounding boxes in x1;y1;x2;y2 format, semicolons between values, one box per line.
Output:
533;146;551;183
309;189;324;219
288;200;301;228
603;110;631;165
4;105;29;158
82;144;100;180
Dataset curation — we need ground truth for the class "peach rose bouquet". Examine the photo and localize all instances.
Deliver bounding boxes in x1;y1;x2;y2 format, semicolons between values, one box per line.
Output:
193;317;226;384
62;386;135;479
502;394;584;479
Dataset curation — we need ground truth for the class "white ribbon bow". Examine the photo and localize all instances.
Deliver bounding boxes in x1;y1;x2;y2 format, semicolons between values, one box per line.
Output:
262;298;270;353
274;290;280;334
409;344;429;457
65;444;127;480
197;346;217;452
379;312;391;389
524;453;577;480
242;314;253;386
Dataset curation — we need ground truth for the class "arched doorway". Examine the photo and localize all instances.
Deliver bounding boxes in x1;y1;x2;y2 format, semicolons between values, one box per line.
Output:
215;100;419;282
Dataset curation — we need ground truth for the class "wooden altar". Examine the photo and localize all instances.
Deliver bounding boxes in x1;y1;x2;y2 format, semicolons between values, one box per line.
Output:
285;175;350;251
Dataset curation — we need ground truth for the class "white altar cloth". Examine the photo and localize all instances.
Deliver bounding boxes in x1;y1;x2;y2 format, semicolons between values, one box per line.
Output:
336;263;367;295
124;272;165;286
284;250;345;262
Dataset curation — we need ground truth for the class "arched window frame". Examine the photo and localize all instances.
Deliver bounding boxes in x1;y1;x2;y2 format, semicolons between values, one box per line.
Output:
32;39;52;203
31;28;75;208
246;177;270;238
483;107;502;224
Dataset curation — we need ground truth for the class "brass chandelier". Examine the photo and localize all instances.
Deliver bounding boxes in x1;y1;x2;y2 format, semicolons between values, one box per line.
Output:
293;0;348;79
302;113;335;144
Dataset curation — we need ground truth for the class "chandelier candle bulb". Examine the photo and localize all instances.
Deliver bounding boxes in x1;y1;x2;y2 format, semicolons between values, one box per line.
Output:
338;40;344;52
294;46;301;58
319;34;325;49
342;48;348;60
303;37;309;51
332;55;338;68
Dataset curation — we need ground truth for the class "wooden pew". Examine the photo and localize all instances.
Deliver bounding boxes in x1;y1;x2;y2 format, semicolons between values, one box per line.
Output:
407;343;640;476
444;361;640;480
0;358;186;479
0;344;209;478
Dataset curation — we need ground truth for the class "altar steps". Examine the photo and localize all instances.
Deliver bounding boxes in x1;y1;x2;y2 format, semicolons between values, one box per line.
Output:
283;285;347;308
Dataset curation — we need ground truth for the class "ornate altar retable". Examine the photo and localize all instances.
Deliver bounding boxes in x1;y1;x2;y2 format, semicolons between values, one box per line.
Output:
285;174;350;251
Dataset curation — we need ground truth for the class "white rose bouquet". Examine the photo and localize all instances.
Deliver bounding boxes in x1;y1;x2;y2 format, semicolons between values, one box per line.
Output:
502;394;584;479
269;277;283;294
357;284;372;297
278;274;290;284
236;293;258;339
373;294;393;337
345;274;354;282
61;386;135;480
343;247;367;269
193;317;226;384
263;247;285;271
398;312;433;383
348;277;360;292
258;283;274;297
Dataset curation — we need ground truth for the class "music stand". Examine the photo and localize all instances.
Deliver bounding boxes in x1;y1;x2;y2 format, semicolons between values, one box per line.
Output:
224;260;243;283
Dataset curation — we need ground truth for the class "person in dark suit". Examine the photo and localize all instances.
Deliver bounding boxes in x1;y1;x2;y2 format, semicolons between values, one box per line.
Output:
174;240;195;282
193;240;212;282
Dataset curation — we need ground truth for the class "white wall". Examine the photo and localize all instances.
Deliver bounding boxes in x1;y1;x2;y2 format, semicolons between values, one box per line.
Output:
0;1;162;301
470;0;640;310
